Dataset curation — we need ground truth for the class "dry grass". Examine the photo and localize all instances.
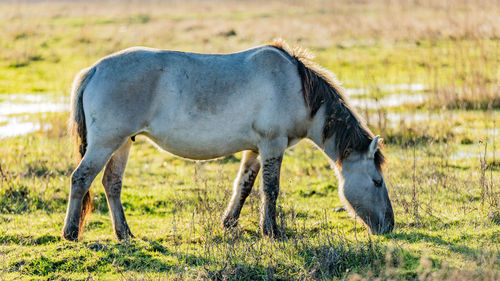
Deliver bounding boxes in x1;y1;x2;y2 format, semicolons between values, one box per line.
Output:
2;0;499;106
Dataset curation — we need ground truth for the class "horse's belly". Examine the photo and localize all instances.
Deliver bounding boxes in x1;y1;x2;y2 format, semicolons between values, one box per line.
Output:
144;119;257;160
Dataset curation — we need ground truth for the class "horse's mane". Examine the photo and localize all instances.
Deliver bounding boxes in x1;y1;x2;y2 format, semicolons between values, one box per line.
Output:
269;39;385;170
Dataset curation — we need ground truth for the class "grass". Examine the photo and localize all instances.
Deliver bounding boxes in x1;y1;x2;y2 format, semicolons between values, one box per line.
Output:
0;0;499;280
1;113;498;280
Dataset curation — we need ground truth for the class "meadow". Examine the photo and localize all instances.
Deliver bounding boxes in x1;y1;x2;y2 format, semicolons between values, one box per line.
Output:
0;0;499;280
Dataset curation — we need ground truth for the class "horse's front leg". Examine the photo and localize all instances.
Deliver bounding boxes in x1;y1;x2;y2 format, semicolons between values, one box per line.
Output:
222;151;261;228
258;138;286;238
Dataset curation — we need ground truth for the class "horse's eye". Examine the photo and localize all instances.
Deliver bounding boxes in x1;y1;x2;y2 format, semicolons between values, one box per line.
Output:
373;178;383;187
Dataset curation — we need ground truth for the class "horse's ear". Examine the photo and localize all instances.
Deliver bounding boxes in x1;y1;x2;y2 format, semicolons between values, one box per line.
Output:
368;135;379;159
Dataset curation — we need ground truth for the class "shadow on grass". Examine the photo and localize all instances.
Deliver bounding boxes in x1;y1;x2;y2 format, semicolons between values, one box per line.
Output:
3;228;427;280
389;231;485;260
0;183;67;214
11;238;211;277
194;237;421;280
2;230;431;281
0;233;60;245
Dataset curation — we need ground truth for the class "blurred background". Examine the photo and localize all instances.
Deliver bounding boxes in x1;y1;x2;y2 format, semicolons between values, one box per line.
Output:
1;0;499;146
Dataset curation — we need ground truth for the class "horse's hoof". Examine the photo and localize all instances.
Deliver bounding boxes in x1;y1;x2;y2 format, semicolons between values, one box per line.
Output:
115;228;134;241
62;225;79;242
222;216;238;229
261;224;282;239
333;207;346;212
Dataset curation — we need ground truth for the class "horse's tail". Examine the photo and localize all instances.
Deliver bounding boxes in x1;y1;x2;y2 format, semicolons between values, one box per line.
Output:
69;66;96;233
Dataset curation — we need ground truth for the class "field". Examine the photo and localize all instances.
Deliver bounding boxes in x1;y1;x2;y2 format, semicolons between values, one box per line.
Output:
0;0;499;280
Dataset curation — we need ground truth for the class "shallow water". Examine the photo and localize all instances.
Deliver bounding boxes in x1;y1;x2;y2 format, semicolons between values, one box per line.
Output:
0;94;68;139
0;117;44;138
345;83;428;110
364;111;433;124
344;83;426;97
349;93;428;110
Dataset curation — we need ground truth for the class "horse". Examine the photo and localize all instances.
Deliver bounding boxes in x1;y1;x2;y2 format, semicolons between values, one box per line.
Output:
62;40;394;241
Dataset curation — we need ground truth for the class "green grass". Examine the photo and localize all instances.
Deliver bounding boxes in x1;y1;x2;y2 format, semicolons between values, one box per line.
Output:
0;0;499;280
0;119;498;280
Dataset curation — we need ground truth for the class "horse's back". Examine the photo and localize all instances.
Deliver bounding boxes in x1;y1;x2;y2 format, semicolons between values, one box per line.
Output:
82;46;308;159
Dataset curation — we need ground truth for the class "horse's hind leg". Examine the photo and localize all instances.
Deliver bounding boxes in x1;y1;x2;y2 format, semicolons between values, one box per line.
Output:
63;143;118;241
222;151;260;228
102;139;134;241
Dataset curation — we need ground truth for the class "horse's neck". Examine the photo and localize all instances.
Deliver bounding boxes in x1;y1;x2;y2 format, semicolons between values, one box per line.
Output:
306;105;340;164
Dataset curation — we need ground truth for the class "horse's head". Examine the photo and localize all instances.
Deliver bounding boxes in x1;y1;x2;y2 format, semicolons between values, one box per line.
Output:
329;136;394;234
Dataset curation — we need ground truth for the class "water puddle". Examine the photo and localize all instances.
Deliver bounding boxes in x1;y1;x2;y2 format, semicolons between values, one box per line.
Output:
364;111;433;124
344;83;426;97
379;83;426;92
0;94;69;139
349;93;428;110
345;83;429;110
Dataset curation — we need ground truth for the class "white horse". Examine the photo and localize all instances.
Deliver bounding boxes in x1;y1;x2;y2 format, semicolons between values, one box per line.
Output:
62;40;394;241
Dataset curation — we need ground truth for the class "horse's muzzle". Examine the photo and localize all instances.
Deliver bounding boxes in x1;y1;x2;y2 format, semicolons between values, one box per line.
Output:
372;200;394;234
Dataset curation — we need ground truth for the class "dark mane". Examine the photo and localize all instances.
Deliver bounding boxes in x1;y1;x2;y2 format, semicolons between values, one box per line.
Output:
269;39;385;170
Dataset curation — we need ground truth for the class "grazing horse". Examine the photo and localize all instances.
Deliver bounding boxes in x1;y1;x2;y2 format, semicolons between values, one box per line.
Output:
62;40;394;241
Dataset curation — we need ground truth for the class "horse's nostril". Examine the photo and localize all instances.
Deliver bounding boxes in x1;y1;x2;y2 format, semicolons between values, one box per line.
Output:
368;212;394;235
